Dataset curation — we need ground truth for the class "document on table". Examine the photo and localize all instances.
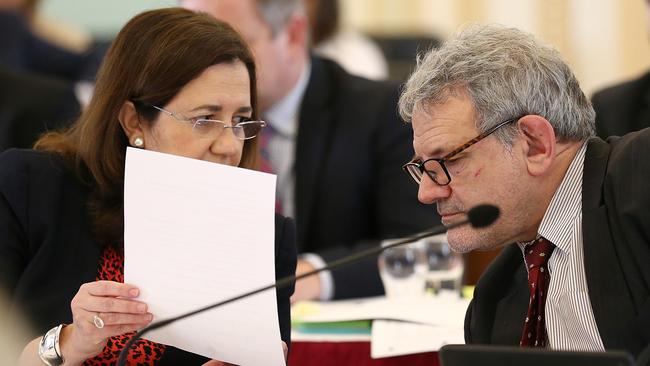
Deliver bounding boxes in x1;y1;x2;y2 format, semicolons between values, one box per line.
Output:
293;291;469;358
371;320;465;358
123;147;285;365
294;292;469;327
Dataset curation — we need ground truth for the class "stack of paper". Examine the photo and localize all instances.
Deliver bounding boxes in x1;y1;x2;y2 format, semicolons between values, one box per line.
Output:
292;292;470;358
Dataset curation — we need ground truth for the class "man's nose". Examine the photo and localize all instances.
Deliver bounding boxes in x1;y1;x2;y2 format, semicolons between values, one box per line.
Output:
418;174;451;204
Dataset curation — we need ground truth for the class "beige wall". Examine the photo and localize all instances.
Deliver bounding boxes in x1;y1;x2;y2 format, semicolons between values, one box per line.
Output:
341;0;650;95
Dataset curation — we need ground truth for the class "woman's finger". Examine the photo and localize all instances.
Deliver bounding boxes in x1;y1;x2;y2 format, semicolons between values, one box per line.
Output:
101;323;153;336
78;296;148;314
81;281;140;298
91;312;153;327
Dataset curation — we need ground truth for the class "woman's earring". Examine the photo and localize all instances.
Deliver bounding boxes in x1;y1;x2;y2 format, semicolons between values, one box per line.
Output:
133;137;144;148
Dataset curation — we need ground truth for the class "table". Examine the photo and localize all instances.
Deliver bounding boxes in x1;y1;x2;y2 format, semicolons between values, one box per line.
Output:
289;341;440;366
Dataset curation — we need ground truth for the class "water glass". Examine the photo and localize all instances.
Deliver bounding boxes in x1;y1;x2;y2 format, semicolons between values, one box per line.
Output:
418;235;464;294
378;239;428;298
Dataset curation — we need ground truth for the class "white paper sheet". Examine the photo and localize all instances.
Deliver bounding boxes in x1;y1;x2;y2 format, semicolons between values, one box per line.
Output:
123;147;285;365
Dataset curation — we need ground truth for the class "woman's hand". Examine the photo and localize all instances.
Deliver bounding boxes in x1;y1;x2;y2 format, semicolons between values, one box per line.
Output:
60;281;153;364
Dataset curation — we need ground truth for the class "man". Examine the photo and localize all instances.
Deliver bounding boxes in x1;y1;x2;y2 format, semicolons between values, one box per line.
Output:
592;71;650;138
399;24;649;357
183;0;438;300
591;0;650;138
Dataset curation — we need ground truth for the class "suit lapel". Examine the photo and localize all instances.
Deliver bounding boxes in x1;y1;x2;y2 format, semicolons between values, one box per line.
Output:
581;137;637;350
294;57;336;248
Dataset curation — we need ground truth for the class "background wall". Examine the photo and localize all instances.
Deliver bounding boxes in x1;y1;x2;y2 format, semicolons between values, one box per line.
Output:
340;0;650;95
39;0;650;95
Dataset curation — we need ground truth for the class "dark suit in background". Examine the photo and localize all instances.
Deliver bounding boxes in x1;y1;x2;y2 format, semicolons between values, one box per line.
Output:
0;10;98;81
464;129;650;358
294;56;439;299
0;149;297;364
592;71;650;138
0;66;80;151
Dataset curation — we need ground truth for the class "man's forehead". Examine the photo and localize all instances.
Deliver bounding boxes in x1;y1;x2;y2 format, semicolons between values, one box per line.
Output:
411;98;479;157
412;98;477;134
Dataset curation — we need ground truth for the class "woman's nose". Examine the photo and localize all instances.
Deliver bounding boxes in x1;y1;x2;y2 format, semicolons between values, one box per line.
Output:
210;128;242;158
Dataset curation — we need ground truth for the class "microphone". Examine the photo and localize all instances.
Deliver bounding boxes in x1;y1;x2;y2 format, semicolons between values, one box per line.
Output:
117;204;500;365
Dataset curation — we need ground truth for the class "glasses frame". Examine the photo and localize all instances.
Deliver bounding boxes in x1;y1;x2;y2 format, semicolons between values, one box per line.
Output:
403;117;520;186
149;105;266;141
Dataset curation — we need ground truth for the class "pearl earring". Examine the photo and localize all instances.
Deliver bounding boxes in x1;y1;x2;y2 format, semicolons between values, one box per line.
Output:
133;137;144;148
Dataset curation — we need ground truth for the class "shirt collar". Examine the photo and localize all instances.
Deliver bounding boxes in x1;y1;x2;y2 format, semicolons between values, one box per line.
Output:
518;142;587;254
264;61;311;137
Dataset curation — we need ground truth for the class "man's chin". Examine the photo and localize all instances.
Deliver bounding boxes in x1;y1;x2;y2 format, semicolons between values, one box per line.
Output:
447;226;504;253
446;227;475;253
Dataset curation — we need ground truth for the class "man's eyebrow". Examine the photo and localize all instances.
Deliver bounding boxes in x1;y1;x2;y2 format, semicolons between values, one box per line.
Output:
419;147;445;160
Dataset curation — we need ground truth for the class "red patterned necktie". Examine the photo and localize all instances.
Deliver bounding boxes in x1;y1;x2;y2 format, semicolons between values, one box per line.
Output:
258;121;283;214
520;236;556;347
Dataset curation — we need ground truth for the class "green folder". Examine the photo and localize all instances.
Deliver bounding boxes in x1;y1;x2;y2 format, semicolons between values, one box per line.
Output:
293;320;372;335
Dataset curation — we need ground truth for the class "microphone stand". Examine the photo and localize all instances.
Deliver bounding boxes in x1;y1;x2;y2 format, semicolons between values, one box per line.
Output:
116;218;469;365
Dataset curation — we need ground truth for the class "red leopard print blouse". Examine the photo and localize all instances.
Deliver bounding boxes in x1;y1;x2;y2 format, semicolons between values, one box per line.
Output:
82;246;167;365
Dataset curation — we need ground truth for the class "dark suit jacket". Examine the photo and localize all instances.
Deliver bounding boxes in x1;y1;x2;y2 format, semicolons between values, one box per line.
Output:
465;129;650;358
592;71;650;138
294;56;439;299
0;149;297;364
0;10;95;81
0;66;80;151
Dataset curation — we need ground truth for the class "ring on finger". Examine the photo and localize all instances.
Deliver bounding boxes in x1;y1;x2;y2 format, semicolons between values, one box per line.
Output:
92;313;105;329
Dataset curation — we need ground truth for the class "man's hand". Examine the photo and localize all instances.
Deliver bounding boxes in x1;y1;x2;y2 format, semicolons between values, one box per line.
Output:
290;259;322;303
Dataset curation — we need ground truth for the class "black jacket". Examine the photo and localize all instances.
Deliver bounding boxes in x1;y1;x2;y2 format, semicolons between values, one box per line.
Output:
0;66;79;151
465;129;650;358
592;71;650;138
294;56;440;299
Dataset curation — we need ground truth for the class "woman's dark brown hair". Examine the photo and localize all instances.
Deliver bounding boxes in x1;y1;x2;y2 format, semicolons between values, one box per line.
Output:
35;7;259;244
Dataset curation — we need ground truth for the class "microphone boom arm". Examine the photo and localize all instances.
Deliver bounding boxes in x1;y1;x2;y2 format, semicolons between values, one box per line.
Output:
116;210;489;365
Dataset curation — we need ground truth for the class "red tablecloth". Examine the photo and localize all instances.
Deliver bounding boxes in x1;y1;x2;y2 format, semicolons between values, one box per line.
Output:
289;341;440;366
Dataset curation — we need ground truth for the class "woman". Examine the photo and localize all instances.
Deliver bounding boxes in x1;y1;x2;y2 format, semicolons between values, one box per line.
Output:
0;8;296;365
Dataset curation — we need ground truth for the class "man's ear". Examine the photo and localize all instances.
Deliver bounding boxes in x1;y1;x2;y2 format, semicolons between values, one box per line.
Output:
284;13;308;53
118;101;145;147
517;115;556;176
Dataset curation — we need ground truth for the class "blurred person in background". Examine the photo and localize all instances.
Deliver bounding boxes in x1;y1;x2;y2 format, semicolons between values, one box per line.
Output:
591;0;650;138
183;0;439;302
19;0;92;52
1;8;295;365
304;0;388;80
0;0;101;81
0;64;80;152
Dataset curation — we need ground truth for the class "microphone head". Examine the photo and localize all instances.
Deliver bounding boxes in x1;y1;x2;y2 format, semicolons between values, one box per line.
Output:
467;204;500;228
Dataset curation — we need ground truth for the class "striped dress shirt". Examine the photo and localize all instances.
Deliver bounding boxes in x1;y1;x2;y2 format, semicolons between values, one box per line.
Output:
517;142;605;351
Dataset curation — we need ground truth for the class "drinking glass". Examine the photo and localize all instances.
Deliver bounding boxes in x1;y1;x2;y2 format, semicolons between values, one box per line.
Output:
418;235;464;295
378;239;428;298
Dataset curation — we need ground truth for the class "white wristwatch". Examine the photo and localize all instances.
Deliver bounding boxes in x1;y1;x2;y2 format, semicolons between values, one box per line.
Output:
38;324;65;366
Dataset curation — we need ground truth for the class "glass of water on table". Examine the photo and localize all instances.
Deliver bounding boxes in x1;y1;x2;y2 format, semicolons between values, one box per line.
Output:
419;234;464;295
377;239;428;297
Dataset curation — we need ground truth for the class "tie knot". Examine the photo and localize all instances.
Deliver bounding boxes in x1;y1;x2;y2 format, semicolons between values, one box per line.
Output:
524;237;555;268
